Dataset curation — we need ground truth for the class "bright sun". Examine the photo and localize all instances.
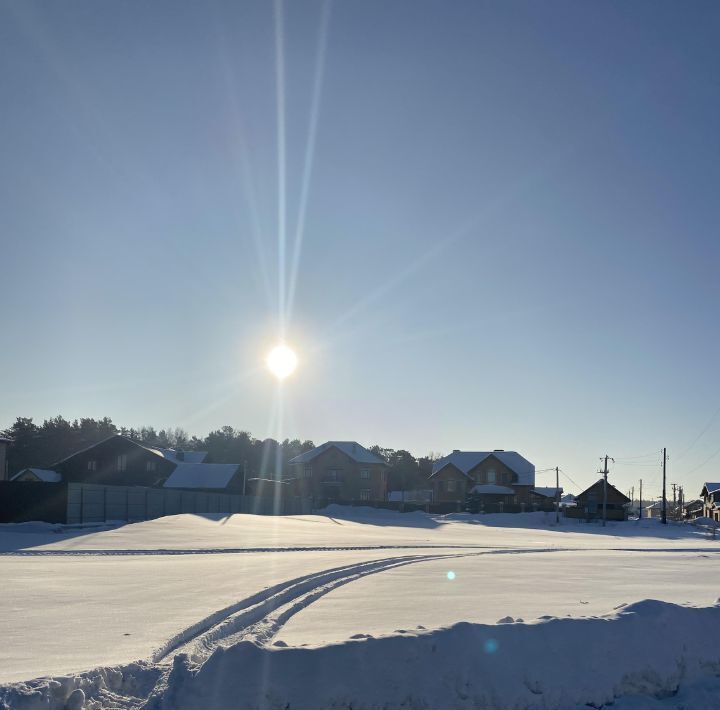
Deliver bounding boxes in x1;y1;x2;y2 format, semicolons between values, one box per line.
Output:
266;344;298;380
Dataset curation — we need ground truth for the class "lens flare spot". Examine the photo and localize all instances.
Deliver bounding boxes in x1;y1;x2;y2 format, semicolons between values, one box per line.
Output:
266;345;298;380
447;571;456;581
484;638;499;654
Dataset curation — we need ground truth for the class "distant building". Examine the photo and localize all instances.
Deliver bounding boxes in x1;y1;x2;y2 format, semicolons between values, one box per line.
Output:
287;441;388;504
700;483;720;521
428;450;535;511
683;498;703;520
566;479;631;521
644;501;664;519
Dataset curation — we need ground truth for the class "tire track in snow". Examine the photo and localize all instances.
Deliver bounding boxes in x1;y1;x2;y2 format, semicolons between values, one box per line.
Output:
154;551;471;663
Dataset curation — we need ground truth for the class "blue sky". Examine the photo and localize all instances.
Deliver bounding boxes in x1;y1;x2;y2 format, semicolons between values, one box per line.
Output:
1;0;719;496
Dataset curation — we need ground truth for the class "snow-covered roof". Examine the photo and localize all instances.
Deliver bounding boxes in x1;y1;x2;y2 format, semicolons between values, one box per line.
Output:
702;482;720;494
163;463;240;490
288;441;387;466
148;448;208;464
10;468;61;483
532;487;563;499
469;484;516;495
431;451;534;486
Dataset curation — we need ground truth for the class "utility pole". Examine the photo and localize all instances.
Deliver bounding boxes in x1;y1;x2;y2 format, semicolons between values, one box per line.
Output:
661;447;667;525
639;479;643;520
242;459;248;498
556;466;560;524
601;455;612;527
679;485;684;519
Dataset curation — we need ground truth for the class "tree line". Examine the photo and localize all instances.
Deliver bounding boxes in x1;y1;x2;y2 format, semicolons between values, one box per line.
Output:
1;416;441;491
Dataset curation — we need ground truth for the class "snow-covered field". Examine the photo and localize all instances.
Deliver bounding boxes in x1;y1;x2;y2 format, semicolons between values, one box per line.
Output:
1;508;719;709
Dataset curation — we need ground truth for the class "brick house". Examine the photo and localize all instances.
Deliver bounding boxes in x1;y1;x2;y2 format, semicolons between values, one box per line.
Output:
700;482;720;521
429;450;536;510
287;441;388;505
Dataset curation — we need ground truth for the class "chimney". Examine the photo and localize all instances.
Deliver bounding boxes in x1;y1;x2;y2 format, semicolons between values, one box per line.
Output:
494;449;504;452
453;449;460;454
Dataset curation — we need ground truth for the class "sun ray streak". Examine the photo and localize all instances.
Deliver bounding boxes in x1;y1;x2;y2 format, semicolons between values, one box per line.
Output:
274;0;287;339
213;20;274;311
285;0;332;323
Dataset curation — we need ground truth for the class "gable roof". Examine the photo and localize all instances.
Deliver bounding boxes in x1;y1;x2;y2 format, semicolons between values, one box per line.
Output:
10;468;61;482
163;463;240;490
288;441;387;466
701;482;720;495
430;451;535;486
576;479;631;503
52;434;207;468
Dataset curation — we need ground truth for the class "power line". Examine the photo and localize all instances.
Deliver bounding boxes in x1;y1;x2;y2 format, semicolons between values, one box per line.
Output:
614;450;661;461
675;404;720;462
684;442;720;476
558;469;583;491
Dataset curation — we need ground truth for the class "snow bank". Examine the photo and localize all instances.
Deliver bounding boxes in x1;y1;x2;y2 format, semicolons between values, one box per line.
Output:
147;599;720;710
3;600;720;709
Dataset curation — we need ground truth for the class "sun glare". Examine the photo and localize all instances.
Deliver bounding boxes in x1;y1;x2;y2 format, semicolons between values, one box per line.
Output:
266;344;298;380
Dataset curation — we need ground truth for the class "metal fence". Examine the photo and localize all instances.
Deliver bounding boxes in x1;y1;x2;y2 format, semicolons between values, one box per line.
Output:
66;483;311;525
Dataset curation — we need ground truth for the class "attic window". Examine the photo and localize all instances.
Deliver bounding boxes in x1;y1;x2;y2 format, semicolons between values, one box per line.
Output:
87;460;97;472
360;469;370;479
304;465;312;478
116;454;127;472
146;460;157;472
487;469;496;483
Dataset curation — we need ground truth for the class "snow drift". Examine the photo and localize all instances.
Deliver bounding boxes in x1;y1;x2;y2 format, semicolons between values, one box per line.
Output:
3;599;720;710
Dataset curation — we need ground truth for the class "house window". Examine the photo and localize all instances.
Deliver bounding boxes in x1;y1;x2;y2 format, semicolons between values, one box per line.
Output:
146;460;156;472
87;460;97;472
327;469;340;481
304;465;312;478
360;469;370;479
487;469;496;483
447;480;456;492
116;454;127;472
360;489;370;501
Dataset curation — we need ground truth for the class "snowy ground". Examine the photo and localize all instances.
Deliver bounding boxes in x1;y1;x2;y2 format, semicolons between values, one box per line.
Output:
1;508;719;708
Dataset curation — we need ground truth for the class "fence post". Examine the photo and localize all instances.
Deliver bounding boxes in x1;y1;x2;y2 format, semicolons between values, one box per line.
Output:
126;488;129;521
80;485;84;525
103;487;107;523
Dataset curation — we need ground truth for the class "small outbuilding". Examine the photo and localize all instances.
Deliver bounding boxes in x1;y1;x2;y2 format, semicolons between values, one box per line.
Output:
10;468;62;483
